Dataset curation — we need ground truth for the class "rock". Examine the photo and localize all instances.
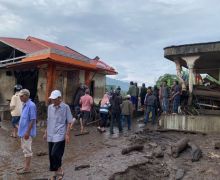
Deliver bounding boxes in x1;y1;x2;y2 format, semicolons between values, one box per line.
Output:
153;147;164;158
214;142;220;149
37;121;41;127
176;169;185;180
149;142;158;148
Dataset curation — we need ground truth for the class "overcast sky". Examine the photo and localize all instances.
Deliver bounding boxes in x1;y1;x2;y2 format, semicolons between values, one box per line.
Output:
1;0;220;86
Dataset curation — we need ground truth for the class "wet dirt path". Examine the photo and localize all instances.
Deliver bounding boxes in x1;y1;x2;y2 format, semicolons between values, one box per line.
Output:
1;118;220;180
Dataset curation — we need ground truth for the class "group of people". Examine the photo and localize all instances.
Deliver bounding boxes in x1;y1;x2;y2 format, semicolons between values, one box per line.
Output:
6;85;75;179
2;80;182;179
74;85;133;134
98;90;133;134
127;80;182;125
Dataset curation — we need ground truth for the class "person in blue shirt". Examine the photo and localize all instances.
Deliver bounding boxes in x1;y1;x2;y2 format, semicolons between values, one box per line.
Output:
44;90;73;180
17;89;37;175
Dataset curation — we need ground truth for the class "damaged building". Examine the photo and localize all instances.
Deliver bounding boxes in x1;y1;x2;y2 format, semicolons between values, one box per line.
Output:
162;41;220;132
0;36;117;118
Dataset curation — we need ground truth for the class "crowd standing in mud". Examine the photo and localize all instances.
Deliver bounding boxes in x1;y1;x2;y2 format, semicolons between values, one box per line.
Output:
0;80;183;179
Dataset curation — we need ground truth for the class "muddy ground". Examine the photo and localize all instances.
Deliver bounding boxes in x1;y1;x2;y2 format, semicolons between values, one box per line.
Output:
0;118;220;180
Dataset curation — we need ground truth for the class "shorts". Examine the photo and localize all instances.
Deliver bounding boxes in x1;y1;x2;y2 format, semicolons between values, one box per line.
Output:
81;111;90;125
11;116;20;128
131;96;137;105
74;106;81;119
21;137;33;157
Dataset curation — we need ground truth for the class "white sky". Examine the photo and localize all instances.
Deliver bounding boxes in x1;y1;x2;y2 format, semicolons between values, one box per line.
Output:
1;0;220;86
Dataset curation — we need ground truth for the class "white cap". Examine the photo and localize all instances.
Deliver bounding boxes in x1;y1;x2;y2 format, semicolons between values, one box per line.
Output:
49;90;62;99
126;94;131;98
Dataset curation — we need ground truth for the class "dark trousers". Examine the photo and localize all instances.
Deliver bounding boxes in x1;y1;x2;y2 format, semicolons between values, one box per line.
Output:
173;98;180;113
48;140;65;171
100;113;108;127
121;115;131;130
110;112;122;134
145;106;156;125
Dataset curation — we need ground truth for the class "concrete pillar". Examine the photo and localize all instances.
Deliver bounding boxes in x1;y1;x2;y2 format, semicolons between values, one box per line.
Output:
174;59;186;91
182;56;200;105
63;71;68;103
219;69;220;83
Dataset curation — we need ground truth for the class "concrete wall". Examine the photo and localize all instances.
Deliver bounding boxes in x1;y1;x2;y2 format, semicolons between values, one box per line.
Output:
93;73;106;103
0;70;16;104
160;115;220;133
0;68;106;106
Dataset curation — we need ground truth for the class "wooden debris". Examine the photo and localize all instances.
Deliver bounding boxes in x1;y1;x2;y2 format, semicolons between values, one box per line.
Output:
74;131;89;136
121;145;144;155
36;151;48;156
188;142;202;162
86;119;100;126
156;129;206;136
75;164;90;171
171;138;189;158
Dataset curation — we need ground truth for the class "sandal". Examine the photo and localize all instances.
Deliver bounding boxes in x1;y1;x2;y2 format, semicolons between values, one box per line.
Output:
16;167;24;171
16;168;31;175
49;175;56;180
10;134;17;138
56;171;64;180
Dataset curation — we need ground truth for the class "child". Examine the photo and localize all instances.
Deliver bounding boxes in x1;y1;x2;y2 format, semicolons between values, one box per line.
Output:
121;95;133;130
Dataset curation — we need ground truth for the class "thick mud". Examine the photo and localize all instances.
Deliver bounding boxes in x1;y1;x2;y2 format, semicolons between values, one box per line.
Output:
0;118;220;180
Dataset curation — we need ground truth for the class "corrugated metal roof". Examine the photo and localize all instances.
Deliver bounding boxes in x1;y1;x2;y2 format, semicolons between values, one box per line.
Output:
0;37;45;53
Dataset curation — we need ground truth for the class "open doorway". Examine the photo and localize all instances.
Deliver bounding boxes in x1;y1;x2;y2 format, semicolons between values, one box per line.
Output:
14;69;39;101
90;80;95;97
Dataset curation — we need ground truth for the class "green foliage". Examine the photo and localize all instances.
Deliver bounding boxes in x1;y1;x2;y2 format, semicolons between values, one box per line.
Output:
205;75;220;85
156;73;178;87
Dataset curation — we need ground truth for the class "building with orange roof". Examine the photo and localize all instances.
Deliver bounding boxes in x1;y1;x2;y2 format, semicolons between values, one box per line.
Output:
0;36;117;117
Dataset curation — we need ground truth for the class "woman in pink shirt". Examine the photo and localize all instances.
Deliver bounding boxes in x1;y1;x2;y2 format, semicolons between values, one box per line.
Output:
79;89;93;133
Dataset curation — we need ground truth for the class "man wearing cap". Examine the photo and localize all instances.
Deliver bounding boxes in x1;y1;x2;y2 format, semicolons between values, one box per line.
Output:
121;95;133;130
44;90;73;179
17;89;37;174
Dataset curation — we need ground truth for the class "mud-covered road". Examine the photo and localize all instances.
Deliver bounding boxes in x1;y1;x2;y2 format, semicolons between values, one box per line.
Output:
0;118;220;180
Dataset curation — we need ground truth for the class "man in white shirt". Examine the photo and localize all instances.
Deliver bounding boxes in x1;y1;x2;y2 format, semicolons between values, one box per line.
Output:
10;84;23;138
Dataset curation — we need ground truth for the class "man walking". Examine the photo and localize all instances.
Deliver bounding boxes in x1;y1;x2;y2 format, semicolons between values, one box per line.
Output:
80;89;93;133
10;84;23;138
121;95;133;130
17;89;37;174
145;88;157;125
44;90;73;179
160;81;170;114
110;90;123;134
127;81;137;110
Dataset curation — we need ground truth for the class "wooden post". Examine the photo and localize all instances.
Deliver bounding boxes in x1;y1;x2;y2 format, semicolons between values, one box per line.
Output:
85;71;91;86
63;71;68;102
46;63;56;102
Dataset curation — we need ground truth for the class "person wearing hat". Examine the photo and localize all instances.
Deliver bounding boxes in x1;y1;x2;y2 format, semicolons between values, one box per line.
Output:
121;95;133;130
10;84;23;138
43;90;73;179
17;89;37;175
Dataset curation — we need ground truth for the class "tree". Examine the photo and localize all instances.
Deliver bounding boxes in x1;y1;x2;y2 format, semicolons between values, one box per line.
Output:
156;74;178;87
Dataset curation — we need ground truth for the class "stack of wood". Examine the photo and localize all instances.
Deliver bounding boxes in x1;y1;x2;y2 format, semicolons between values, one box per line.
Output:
192;82;220;115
